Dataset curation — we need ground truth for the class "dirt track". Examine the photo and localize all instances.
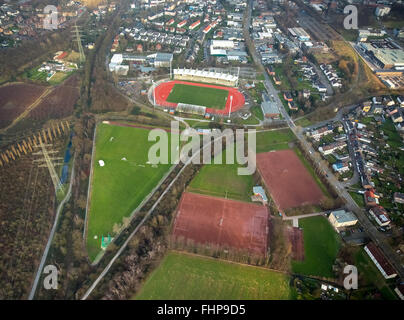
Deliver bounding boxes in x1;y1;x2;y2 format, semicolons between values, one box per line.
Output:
286;226;304;261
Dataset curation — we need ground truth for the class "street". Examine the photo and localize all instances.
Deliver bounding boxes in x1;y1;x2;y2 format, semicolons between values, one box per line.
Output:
244;0;404;279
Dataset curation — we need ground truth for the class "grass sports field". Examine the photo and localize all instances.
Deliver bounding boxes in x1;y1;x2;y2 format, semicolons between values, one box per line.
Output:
86;123;173;261
135;251;294;300
291;216;340;278
166;83;228;109
256;129;295;153
188;147;254;202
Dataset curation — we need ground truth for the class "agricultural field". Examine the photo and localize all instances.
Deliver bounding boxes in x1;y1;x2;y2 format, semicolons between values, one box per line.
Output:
291;216;340;278
166;83;228;110
135;251;294;300
0;83;47;129
255;128;295;153
188;147;254;202
86;123;174;261
29;75;79;122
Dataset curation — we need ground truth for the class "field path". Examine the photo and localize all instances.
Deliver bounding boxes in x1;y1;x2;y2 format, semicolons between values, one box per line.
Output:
0;86;54;134
28;157;75;300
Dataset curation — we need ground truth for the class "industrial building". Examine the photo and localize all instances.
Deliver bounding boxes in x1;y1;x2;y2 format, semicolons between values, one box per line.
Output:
359;42;404;70
288;27;310;41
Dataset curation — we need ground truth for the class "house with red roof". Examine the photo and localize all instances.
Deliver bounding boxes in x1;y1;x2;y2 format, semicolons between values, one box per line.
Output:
189;20;201;30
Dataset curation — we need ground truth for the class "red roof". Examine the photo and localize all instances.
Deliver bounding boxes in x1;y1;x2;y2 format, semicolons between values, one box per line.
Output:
56;51;68;60
190;20;200;28
366;242;397;277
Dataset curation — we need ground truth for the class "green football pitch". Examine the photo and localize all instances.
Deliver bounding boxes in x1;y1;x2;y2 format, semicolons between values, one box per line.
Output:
291;216;340;278
188;147;254;202
166;83;229;109
86;123;174;261
134;251;295;300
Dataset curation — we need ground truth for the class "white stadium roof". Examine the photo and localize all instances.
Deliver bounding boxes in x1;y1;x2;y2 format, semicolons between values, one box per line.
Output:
174;68;238;82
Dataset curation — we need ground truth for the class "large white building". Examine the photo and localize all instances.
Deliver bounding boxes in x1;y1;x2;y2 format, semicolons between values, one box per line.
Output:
173;68;238;86
328;210;358;229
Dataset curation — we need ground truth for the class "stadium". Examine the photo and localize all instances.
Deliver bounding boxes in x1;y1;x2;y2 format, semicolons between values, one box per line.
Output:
149;68;246;116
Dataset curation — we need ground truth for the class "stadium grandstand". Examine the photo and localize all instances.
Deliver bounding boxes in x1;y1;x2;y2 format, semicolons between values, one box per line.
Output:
176;103;206;115
173;68;238;87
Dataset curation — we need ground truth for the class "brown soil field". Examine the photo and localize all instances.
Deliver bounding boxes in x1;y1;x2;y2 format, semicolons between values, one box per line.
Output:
29;76;79;121
173;192;269;256
286;226;304;261
0;83;46;129
256;149;324;211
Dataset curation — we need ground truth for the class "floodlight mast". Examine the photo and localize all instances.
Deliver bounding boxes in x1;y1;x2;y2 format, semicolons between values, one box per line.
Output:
228;95;233;118
152;79;156;108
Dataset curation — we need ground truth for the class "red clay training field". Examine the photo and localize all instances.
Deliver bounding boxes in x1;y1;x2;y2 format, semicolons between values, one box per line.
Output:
154;80;245;115
173;192;269;256
256;149;324;211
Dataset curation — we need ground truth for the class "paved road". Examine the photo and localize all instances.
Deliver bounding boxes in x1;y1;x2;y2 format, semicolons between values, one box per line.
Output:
244;0;404;279
28;158;75;300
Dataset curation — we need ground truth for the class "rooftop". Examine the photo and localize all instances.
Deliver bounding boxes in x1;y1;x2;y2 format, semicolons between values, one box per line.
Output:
330;210;357;223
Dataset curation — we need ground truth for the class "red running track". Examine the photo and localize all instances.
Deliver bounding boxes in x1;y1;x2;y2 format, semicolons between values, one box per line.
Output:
153;80;245;115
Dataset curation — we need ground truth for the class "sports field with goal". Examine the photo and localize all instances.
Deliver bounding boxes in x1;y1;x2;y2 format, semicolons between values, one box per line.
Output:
188;147;254;202
134;251;295;300
86;123;174;261
166;83;229;109
291;216;340;278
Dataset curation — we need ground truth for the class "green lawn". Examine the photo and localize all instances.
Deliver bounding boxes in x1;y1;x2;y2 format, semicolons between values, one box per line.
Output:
349;192;365;208
382;118;402;149
188;147;254;202
48;71;75;85
251;105;264;121
295;117;313;128
135;251;294;300
166;83;229;110
291;216;340;278
23;67;48;82
86;123;174;261
256;129;295;153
